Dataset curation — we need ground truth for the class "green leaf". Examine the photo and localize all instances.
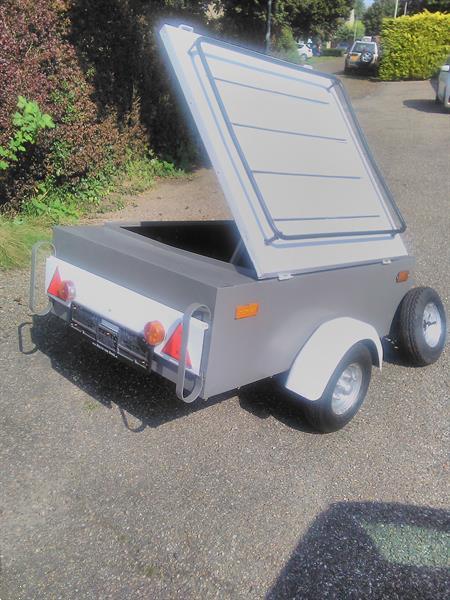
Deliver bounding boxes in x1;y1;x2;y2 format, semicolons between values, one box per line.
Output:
42;115;55;128
17;95;27;109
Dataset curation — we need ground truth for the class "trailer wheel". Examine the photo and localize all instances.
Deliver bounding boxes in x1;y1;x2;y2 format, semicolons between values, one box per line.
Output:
397;287;447;366
297;343;372;433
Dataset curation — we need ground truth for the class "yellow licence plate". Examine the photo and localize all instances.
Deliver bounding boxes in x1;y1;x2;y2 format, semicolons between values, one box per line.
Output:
350;55;359;62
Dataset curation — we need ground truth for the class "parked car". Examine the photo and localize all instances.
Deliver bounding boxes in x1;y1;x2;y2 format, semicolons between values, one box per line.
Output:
345;40;379;73
312;42;322;56
297;42;313;59
335;41;350;53
436;56;450;111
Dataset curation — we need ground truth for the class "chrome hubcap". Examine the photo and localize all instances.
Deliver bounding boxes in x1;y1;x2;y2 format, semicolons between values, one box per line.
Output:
423;302;442;348
331;363;363;415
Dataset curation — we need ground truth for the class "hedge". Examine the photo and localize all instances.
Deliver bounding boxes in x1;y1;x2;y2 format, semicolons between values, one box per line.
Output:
0;0;206;212
270;27;301;64
379;11;450;81
321;48;345;57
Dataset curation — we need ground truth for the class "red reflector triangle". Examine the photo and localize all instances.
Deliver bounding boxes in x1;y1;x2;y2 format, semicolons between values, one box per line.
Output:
162;323;192;368
47;267;62;296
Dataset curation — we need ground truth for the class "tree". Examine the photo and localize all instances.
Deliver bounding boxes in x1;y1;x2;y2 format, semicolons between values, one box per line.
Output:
289;0;354;39
213;0;354;48
405;0;450;12
354;0;366;19
363;0;449;34
334;21;365;44
363;0;396;36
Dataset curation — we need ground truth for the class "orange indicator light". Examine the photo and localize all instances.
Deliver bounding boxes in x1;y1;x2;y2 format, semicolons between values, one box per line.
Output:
235;303;260;319
144;321;166;346
396;271;409;283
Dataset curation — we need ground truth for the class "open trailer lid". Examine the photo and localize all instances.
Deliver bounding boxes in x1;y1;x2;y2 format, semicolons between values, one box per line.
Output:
160;24;407;279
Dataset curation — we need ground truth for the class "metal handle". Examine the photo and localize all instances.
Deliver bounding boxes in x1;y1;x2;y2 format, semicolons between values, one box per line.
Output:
29;240;55;316
176;303;211;404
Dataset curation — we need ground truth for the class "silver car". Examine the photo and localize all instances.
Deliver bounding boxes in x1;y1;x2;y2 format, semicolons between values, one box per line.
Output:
436;56;450;111
345;40;379;73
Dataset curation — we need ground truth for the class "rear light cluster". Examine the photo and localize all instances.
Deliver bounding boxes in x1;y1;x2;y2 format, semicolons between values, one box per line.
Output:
58;281;76;302
47;268;76;302
144;321;165;346
49;266;192;367
143;321;192;367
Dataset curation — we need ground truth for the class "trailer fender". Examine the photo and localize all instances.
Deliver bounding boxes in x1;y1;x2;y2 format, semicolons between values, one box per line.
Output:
285;317;383;401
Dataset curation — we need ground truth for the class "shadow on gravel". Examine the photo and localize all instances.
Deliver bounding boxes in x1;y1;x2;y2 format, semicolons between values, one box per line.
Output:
338;70;378;79
19;314;313;433
381;337;420;368
402;99;444;114
238;379;318;434
19;314;224;431
267;501;450;600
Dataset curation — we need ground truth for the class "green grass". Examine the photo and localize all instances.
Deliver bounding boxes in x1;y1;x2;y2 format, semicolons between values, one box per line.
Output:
23;152;187;222
362;521;450;569
307;56;343;66
0;151;187;270
0;216;51;270
116;153;186;195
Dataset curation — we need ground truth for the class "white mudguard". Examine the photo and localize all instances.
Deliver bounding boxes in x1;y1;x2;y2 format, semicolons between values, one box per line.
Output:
285;317;383;401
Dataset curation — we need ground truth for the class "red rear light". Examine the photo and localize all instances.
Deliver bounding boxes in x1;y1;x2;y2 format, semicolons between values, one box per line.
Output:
47;268;76;302
144;321;166;346
162;323;192;368
58;280;76;302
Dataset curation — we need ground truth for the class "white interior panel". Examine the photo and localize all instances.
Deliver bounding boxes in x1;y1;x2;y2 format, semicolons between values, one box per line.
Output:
255;175;392;234
160;25;407;279
236;127;355;176
216;82;347;141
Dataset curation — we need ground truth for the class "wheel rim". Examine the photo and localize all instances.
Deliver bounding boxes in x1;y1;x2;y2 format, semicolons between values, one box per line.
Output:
331;363;363;415
422;302;442;348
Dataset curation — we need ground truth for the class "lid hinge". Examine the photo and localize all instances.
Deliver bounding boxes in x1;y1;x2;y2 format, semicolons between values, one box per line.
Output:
278;273;293;281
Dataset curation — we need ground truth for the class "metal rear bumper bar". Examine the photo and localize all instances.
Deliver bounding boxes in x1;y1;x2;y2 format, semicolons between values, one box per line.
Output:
176;303;211;403
29;242;212;404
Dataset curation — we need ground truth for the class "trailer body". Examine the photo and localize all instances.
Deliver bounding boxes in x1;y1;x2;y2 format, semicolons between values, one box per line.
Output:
44;220;413;400
30;24;446;431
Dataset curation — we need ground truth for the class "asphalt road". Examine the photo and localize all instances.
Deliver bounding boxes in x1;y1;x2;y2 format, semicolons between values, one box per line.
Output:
1;63;449;599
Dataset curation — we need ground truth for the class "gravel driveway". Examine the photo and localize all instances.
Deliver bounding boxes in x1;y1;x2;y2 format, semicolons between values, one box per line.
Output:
1;64;449;599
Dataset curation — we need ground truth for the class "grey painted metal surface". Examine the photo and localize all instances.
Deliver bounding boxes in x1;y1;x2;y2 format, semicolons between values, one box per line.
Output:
202;256;414;397
160;24;409;279
52;221;414;399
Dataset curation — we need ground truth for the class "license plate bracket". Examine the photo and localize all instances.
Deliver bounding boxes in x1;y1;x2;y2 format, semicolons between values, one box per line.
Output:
97;320;119;353
70;303;149;369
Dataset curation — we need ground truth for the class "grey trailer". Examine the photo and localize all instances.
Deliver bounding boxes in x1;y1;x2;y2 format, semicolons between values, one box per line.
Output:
30;24;447;432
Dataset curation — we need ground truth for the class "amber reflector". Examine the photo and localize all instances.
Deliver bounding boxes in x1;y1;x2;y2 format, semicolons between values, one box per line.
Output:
396;271;409;283
144;321;166;346
235;303;259;319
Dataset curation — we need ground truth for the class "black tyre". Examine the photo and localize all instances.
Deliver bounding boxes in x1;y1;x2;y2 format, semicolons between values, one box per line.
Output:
295;343;372;433
398;287;447;366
